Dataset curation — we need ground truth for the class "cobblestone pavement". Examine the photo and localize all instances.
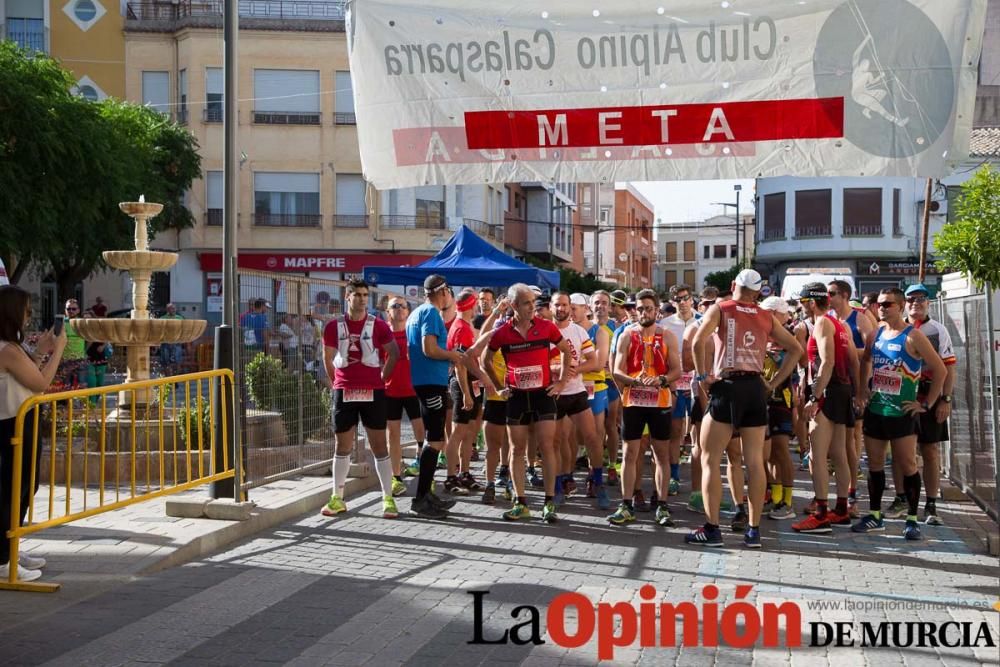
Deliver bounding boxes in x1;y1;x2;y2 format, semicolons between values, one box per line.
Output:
1;461;997;666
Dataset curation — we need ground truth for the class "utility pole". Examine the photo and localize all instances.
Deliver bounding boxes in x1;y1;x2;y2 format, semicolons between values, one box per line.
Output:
918;178;933;283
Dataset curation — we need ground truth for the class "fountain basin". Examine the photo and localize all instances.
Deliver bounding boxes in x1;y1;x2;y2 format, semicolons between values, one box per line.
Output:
102;250;178;272
119;201;163;217
71;318;207;345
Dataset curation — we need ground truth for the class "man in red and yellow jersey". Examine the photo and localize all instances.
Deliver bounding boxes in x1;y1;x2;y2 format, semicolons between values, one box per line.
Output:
609;289;681;528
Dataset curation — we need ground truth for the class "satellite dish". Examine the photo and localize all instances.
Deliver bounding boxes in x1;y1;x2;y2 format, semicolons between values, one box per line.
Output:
618;253;628;262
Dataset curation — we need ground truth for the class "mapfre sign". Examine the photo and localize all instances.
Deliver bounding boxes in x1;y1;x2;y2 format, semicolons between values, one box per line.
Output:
346;0;986;189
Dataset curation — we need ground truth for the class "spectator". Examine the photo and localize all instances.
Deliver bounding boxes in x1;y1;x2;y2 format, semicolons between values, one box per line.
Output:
311;290;334;326
90;296;108;318
277;312;300;369
158;302;184;375
240;299;269;356
300;313;320;374
56;299;88;389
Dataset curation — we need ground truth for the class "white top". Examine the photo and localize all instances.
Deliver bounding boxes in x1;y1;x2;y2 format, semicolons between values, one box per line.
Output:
278;323;299;349
659;313;698;351
0;342;36;421
555;322;594;396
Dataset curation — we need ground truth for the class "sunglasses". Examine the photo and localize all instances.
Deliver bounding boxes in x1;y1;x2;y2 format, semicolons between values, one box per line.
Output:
906;296;928;304
674;295;693;302
389;303;408;310
66;307;79;312
877;301;897;308
827;291;840;297
636;305;657;313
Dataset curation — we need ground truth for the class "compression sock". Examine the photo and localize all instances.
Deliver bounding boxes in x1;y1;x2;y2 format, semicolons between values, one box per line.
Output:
415;445;439;499
868;470;886;514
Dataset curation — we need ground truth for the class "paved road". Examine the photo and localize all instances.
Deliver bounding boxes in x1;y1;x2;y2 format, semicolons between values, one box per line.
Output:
1;466;997;666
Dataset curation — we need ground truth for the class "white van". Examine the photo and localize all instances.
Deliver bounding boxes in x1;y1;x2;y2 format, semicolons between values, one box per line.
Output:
780;270;855;301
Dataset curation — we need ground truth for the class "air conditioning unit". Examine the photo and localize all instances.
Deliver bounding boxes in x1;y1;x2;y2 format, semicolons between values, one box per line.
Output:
917;198;947;216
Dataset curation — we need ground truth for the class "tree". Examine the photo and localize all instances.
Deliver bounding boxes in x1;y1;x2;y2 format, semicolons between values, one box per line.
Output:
934;165;1000;290
0;42;201;301
704;263;743;292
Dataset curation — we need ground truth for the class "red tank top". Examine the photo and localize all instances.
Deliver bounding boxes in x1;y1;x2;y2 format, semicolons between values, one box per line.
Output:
712;300;773;375
806;314;852;385
622;325;672;408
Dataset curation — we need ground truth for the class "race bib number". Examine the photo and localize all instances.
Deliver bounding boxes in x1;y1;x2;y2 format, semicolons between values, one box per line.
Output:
629;385;661;408
872;368;902;396
343;388;374;403
677;372;693;392
584;381;596;399
512;365;544;390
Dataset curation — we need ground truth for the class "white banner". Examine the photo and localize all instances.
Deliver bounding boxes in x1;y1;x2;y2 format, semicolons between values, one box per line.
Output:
346;0;986;189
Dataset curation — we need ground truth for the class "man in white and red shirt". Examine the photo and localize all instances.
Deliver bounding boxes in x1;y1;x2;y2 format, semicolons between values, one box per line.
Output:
321;279;399;520
689;270;803;549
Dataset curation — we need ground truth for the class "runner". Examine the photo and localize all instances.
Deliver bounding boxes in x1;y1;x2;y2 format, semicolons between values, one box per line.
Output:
445;289;485;496
486;283;573;523
687;270;803;549
321;279;401;520
791;283;860;534
759;297;798;520
525;293;553;487
852;287;946;540
473;296;513;504
583;292;613;503
601;291;626;487
683;287;719;514
903;283;956;526
474;288;496;333
660;284;698;497
553;292;609;510
828;279;874;517
406;274;465;519
384;296;425;497
609;289;681;527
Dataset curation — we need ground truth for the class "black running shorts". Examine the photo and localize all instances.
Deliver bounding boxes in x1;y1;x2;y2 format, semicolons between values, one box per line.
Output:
862;408;916;441
386;395;421;422
556;391;590;419
506;389;557;426
708;375;768;429
414;385;449;442
333;389;387;433
622;406;672;441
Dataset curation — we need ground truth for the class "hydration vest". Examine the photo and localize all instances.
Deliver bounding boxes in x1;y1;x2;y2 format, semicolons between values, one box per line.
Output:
332;315;380;369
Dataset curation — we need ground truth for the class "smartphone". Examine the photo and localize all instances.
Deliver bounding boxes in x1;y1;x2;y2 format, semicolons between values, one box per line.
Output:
53;315;64;336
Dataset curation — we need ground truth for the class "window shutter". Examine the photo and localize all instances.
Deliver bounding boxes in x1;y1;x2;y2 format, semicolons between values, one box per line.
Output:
254;70;320;112
336;175;366;215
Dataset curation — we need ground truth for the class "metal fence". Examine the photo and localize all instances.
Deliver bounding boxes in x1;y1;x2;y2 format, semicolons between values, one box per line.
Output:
933;292;999;521
234;269;418;491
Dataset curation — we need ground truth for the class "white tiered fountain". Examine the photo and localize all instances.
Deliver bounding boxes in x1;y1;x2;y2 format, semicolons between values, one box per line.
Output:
71;198;207;409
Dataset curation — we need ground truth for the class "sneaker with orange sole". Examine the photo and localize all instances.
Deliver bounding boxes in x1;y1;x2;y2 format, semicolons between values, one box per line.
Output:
828;509;852;526
792;513;833;533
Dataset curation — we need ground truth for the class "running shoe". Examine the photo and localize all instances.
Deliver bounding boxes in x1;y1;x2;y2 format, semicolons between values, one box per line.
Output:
884;497;908;519
18;552;45;569
654;504;674;527
382;496;399;519
409;496;448;519
542;502;558;524
607;502;637;525
792;514;832;533
762;499;775;515
768;503;795;520
668;478;680;496
444;476;470;496
497;465;511;486
687;491;705;513
685;525;724;547
851;513;885;533
320;495;347;517
0;562;42;583
437;451;447;469
924;509;943;526
427;492;457;510
731;509;749;533
799;452;811;471
848;499;860;519
482;484;496;505
743;527;762;549
403;460;420;477
502;480;513;502
828;509;852;526
459;472;484;492
803;499;818;515
391;478;407;497
903;519;923;541
528;470;544;488
564;478;578;497
633;490;650;512
575;455;590;471
596;485;611;510
607;466;619;486
585;479;597;498
503;502;531;521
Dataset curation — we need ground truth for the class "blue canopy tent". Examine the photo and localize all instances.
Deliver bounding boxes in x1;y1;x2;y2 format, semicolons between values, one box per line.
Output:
363;225;560;290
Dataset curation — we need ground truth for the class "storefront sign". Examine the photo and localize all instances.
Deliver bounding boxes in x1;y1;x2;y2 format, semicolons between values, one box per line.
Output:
858;259;946;276
198;253;429;273
347;0;986;188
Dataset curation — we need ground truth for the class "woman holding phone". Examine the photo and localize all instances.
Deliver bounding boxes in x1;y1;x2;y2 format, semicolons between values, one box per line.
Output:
0;285;67;581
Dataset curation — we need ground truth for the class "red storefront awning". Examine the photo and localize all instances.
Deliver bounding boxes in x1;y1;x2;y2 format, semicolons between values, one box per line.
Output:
198;252;429;273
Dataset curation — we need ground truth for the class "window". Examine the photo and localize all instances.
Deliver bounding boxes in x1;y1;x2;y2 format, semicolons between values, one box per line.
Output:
335;174;367;227
416;199;445;229
665;270;677;287
206;171;223;226
730;244;738;258
794;189;832;237
683;240;695;261
892;188;902;235
713;245;727;259
178;69;188;123
683;270;696;286
253;172;321;227
763;192;785;240
335;71;355;124
664;241;677;262
74;0;97;21
253;69;320;124
6;17;45;52
843;188;882;236
142;71;169;115
205;67;223;122
703;245;710;259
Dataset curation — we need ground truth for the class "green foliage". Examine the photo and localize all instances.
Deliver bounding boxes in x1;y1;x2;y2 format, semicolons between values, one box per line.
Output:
0;42;201;298
177;400;212;449
244;353;332;444
934;165;1000;290
704;262;746;292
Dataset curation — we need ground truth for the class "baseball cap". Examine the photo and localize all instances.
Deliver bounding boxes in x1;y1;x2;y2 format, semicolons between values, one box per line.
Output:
761;296;790;314
569;293;589;307
904;283;930;297
534;294;551;308
423;274;449;294
624;294;637;308
610;290;628;306
528;285;542;295
799;282;828;299
734;268;763;291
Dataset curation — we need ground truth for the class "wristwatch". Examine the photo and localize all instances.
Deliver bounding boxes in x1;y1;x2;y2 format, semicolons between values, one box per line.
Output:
695;373;707;383
941;395;952;404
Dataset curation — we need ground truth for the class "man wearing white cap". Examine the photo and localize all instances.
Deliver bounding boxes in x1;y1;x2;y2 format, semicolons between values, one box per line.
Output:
687;269;803;549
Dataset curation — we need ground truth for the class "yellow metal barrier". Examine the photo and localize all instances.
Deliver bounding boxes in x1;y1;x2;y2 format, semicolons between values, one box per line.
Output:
0;369;239;593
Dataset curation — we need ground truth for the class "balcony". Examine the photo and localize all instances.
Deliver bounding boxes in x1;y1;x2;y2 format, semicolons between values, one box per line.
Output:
333;214;369;228
334;112;356;125
843;223;883;237
463;218;504;244
253;213;321;227
762;227;785;241
126;1;346;22
5;19;46;53
203;107;223;123
206;209;223;226
794;225;832;238
177;108;189;125
380;215;445;230
253;110;321;125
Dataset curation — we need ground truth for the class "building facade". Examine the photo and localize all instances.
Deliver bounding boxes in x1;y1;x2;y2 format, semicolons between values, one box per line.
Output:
654;214;755;291
608;185;655;289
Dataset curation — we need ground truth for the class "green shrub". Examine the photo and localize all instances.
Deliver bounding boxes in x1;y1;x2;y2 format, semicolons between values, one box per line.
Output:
244;353;331;444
